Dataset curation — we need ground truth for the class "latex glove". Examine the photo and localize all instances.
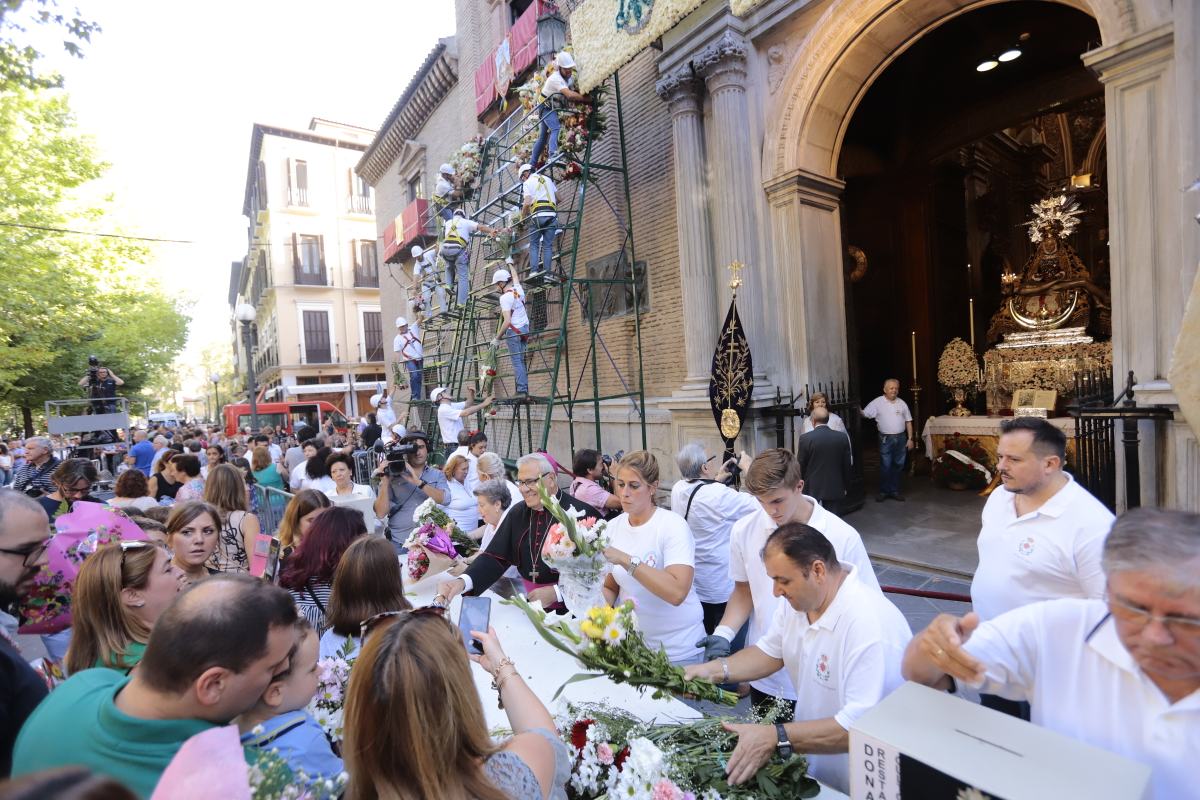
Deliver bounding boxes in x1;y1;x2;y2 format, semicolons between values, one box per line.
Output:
489;338;501;348
695;633;732;661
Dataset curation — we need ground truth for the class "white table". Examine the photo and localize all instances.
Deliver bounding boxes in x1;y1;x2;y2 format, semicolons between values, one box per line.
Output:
407;569;849;799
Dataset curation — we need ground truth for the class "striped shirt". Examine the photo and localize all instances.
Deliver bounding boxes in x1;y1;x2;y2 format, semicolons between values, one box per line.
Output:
289;580;332;634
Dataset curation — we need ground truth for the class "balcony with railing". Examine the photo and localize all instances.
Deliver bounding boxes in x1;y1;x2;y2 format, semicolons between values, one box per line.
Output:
293;263;328;286
354;268;379;288
347;193;373;215
253;343;279;377
287;187;309;208
473;0;566;118
382;197;435;262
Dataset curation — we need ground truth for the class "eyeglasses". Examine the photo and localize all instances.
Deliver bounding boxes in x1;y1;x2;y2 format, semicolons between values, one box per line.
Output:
0;538;51;567
359;605;446;639
517;472;552;489
703;454;718;465
1106;592;1200;637
58;482;94;499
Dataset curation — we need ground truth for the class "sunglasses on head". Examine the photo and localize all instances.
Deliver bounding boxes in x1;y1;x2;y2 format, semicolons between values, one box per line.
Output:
359;605;445;639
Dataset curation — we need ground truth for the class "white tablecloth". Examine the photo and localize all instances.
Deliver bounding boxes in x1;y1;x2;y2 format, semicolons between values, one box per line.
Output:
922;414;1076;459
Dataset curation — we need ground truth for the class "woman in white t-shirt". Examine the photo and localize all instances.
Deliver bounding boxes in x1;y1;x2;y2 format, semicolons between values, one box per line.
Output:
602;451;706;665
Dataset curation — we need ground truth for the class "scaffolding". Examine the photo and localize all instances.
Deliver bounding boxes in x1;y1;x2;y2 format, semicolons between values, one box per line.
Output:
411;75;646;464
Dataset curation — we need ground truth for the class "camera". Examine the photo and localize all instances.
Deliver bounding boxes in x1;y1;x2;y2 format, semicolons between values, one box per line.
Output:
373;438;418;475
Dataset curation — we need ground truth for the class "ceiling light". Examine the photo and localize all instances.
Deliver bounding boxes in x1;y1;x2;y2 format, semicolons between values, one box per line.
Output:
999;48;1022;62
976;59;999;72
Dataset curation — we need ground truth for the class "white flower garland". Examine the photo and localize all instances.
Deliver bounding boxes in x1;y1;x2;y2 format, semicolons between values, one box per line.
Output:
569;0;705;93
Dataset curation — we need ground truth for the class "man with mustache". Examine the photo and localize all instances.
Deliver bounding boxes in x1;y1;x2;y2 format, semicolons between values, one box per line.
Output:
0;490;52;776
970;416;1114;718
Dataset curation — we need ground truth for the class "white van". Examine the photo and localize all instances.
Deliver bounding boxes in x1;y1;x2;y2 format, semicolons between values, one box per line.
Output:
147;412;182;429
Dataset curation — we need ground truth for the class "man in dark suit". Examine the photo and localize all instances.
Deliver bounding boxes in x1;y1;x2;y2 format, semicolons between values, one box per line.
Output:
797;407;852;514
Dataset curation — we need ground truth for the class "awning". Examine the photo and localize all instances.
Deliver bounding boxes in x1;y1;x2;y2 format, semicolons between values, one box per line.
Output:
287;383;350;395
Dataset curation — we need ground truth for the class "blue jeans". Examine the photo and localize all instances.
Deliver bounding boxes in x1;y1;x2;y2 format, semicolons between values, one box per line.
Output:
530;102;560;167
530;215;556;273
504;324;529;393
405;359;423;403
878;432;908;495
440;244;469;306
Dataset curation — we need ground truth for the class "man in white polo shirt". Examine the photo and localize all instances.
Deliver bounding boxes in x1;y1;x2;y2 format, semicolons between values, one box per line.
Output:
393;316;424;404
489;268;530;399
699;449;880;718
971;415;1113;718
432;386;492;459
861;377;913;501
904;507;1199;800
686;523;911;795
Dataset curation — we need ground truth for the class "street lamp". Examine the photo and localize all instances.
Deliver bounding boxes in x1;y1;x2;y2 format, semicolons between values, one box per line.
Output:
234;302;259;433
210;372;221;426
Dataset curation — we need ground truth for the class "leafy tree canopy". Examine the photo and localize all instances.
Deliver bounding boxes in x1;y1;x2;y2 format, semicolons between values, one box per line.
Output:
0;0;100;90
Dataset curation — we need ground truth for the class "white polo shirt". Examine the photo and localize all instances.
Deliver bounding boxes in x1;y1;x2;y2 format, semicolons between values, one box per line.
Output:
668;480;761;604
499;285;529;328
971;473;1112;621
756;567;912;795
964;598;1198;800
862;395;911;435
436;401;466;446
394;324;423;362
728;500;881;700
522;174;557;218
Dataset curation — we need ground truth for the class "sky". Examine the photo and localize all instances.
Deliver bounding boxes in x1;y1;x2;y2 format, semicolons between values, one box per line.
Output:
27;0;456;395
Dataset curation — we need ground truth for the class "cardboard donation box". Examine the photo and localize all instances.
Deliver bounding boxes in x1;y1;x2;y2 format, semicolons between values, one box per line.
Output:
849;682;1151;800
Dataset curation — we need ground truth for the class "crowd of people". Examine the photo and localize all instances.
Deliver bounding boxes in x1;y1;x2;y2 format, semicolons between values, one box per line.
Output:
0;406;1194;799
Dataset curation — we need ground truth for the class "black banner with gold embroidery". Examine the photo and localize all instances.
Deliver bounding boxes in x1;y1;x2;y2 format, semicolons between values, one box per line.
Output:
709;298;753;458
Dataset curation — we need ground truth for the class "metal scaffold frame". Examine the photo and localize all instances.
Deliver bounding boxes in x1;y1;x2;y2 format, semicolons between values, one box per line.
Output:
411;74;646;464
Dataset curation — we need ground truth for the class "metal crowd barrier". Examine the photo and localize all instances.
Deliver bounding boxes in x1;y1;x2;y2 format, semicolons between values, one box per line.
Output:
254;485;293;537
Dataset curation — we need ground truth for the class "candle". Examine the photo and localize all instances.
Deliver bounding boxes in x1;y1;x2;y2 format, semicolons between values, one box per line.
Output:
969;297;976;350
911;331;917;380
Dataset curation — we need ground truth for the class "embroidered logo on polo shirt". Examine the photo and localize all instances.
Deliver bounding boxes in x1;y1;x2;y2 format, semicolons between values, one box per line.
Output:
815;653;832;683
642;553;657;569
1018;537;1035;557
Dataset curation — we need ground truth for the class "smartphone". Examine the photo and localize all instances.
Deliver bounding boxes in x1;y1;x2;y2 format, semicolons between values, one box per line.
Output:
263;538;282;584
458;595;492;656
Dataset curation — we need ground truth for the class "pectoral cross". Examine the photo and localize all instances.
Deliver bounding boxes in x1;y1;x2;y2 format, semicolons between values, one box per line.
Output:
531;564;539;583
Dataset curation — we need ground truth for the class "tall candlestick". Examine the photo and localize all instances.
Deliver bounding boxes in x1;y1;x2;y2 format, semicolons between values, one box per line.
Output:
969;297;976;350
911;331;917;380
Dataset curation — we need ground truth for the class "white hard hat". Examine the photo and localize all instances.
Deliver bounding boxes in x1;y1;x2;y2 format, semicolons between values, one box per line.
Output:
518;163;532;175
411;245;423;258
390;422;407;435
492;268;511;285
395;316;408;327
430;386;448;402
368;393;383;408
453;207;466;217
556;51;576;69
439;163;455;175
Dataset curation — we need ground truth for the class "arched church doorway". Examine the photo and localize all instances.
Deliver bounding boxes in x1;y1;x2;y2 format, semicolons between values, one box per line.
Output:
838;1;1108;423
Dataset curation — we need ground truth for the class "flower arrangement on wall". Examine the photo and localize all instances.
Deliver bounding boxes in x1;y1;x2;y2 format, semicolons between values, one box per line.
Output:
447;136;484;203
514;63;607;180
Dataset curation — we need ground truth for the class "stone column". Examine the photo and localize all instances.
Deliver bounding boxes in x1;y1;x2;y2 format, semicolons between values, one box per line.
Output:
697;31;777;387
655;67;717;396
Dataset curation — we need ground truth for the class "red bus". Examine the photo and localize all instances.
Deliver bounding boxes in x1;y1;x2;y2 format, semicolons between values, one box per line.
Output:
222;400;350;437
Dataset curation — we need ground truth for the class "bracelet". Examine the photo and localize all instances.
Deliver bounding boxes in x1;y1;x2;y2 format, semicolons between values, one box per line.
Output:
720;657;730;683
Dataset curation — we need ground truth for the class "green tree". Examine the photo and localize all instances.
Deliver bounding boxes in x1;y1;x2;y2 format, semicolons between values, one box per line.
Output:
0;87;189;435
1;0;100;90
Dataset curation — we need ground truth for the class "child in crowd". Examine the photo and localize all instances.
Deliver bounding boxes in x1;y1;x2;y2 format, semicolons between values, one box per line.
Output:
237;619;343;782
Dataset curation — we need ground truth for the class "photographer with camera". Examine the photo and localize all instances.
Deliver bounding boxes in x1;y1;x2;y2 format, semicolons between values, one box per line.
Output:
78;356;123;414
373;432;447;553
10;437;59;497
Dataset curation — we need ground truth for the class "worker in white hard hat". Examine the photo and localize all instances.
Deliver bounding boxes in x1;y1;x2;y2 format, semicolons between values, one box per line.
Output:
433;162;458;220
371;387;399;443
490;268;530;399
519;163;559;279
440;209;498;309
430;386;493;459
393;315;424;404
411;243;444;318
531;51;592;168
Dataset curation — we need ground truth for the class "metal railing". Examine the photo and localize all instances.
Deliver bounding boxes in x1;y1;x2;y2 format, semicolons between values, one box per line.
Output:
254;485;293;537
288;187;309;207
353;269;379;288
293;263;328;286
347;194;373;215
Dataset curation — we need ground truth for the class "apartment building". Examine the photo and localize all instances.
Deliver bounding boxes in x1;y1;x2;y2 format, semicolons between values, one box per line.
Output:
230;118;386;419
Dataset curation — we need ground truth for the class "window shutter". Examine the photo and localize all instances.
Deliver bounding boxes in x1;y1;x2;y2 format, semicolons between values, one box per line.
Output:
351;239;359;269
290;232;299;267
318;235;327;283
286;158;293;193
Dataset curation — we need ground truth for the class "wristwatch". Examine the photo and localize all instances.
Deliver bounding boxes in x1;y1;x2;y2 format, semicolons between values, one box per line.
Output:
775;723;793;758
419;480;428;489
627;556;642;575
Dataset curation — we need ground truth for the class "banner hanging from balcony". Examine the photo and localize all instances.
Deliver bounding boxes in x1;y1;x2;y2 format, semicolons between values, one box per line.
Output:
708;262;753;458
569;0;705;93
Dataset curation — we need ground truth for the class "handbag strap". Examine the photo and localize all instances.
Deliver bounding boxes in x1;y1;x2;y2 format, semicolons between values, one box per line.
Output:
304;580;327;614
683;480;716;521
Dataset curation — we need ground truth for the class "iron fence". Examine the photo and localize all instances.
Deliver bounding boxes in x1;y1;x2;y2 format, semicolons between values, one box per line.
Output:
254;485;293;537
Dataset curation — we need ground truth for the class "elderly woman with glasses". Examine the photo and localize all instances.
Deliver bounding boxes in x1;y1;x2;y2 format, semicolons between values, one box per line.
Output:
436;452;601;609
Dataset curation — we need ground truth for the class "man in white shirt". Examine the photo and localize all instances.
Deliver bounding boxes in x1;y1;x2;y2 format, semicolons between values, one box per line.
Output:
392;316;424;404
411;245;444;319
288;440;320;491
530;51;592;168
686;523;911;795
371;389;398;444
970;415;1113;718
518;163;558;278
489;268;530;398
432;162;457;220
439;209;497;308
861;378;914;502
431;386;492;459
702;448;881;718
904;507;1200;800
670;443;758;634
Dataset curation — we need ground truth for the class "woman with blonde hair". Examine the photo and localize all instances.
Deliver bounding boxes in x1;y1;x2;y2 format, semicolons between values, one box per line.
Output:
164;500;221;583
342;609;568;800
277;489;332;555
65;540;184;674
601;450;707;665
203;463;261;573
319;536;410;660
441;454;479;533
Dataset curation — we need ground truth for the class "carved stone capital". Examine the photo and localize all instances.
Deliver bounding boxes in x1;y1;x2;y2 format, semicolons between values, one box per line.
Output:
696;30;749;88
655;65;702;112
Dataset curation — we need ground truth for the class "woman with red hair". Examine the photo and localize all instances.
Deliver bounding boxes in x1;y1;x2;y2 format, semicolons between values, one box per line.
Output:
279;505;367;632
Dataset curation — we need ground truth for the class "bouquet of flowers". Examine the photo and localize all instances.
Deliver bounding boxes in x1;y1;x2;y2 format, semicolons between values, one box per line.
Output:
933;433;993;491
507;595;739;707
478;342;500;396
412;496;477;559
448;136;484;201
536;482;611;615
403;522;461;582
512;68;608;178
307;637;355;745
249;747;347;800
558;703;818;800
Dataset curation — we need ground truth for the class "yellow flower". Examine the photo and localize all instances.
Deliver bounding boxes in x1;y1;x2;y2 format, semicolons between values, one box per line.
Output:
580;620;604;640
